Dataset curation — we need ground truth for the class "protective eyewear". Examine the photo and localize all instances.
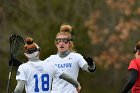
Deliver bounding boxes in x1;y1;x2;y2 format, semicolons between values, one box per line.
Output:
25;48;40;54
133;48;140;54
55;38;71;44
133;48;137;54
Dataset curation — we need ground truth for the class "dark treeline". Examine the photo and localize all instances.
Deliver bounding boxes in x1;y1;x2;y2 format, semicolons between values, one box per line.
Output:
1;0;140;93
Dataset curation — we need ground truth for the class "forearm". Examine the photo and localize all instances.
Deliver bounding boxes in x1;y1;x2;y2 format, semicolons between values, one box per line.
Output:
13;80;25;93
121;81;134;93
121;69;138;93
59;72;80;88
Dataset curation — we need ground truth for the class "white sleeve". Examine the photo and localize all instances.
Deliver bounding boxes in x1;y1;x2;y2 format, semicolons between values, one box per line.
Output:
78;54;87;68
53;65;63;78
14;80;25;93
44;55;53;61
16;65;27;81
44;57;49;61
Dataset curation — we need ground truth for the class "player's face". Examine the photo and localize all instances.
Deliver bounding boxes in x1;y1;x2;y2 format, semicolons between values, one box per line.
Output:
55;34;70;53
135;51;140;58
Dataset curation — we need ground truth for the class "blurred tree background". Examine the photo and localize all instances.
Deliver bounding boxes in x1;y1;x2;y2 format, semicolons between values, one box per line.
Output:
1;0;140;93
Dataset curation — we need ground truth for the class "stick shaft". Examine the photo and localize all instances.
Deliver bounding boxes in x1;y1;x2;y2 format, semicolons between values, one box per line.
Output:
6;62;13;93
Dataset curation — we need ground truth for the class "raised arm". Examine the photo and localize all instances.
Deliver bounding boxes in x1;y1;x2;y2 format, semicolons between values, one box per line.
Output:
82;57;96;72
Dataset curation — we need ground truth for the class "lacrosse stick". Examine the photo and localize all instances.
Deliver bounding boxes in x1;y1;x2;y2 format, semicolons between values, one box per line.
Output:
6;34;25;93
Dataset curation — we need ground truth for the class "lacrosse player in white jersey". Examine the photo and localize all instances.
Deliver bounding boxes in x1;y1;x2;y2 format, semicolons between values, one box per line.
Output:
13;37;81;93
44;24;96;93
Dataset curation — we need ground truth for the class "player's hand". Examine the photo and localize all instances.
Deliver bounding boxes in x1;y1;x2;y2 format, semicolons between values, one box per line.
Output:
76;85;81;92
84;56;95;66
9;57;23;66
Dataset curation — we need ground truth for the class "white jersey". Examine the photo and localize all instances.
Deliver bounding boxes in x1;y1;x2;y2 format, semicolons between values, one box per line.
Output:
44;52;87;93
16;60;63;93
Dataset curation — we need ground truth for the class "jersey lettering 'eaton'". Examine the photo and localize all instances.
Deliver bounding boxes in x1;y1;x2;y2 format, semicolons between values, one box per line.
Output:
55;63;72;68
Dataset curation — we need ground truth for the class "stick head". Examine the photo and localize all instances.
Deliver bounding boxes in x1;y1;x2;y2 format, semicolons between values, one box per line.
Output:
9;34;25;58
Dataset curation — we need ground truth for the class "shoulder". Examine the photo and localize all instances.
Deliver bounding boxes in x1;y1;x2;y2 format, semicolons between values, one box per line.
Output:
70;52;83;58
18;62;30;69
17;63;29;72
128;58;140;70
49;54;58;58
130;58;139;63
44;54;58;61
19;62;28;67
131;58;140;64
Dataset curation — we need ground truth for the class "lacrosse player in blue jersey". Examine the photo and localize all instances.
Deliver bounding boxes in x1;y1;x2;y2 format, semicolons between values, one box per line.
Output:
44;24;96;93
13;37;81;93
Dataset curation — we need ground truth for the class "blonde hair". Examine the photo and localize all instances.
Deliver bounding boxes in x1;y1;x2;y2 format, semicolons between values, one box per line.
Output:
56;24;76;52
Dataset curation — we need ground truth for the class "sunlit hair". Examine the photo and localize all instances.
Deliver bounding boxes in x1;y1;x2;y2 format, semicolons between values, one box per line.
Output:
24;37;38;53
135;41;140;49
55;24;76;52
133;41;140;54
